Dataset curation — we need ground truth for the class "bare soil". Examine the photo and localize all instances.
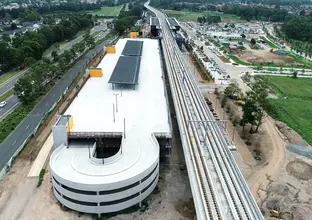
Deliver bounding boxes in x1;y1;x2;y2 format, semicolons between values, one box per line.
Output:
235;45;301;65
207;92;312;219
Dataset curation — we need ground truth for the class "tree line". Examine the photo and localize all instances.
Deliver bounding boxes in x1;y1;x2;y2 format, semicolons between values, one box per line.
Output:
222;4;289;21
197;15;221;24
114;4;144;35
0;13;93;72
14;31;95;104
221;77;271;134
0;8;40;22
282;16;312;42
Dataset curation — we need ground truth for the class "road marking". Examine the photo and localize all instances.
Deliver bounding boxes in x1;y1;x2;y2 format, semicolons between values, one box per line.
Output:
26;125;29;130
0;102;20;121
12;140;16;146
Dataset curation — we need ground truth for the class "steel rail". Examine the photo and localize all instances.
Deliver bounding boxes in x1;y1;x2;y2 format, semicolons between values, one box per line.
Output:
146;3;264;220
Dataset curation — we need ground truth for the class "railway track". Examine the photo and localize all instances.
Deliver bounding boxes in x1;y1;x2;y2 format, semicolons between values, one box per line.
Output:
146;3;264;220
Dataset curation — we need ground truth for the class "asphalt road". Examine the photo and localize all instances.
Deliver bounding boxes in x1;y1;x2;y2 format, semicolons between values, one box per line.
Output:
0;37;115;173
0;70;27;97
0;24;108;97
0;95;19;120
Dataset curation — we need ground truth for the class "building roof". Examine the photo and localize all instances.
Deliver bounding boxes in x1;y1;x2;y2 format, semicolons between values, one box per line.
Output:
50;38;170;185
108;56;141;85
121;40;143;56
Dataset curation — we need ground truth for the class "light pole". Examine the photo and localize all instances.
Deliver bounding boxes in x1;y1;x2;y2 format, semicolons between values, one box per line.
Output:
113;94;119;113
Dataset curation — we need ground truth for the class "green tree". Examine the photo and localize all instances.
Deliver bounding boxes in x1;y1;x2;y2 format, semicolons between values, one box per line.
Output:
292;71;298;78
224;82;242;99
242;78;269;133
250;38;256;46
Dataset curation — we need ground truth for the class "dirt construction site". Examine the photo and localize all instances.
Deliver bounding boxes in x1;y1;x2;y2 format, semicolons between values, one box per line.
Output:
206;93;312;220
235;44;300;65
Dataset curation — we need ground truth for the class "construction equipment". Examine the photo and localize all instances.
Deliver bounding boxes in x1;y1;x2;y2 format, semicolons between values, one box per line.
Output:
270;204;280;218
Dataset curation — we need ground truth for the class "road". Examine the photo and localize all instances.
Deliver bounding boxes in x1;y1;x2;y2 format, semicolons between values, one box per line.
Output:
0;37;115;174
0;24;110;120
0;95;19;120
180;22;251;92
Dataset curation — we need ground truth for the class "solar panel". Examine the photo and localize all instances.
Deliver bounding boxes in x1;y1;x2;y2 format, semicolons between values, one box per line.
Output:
121;40;143;56
108;56;141;85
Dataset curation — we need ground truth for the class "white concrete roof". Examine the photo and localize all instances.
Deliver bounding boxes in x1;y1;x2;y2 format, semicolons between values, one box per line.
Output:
50;38;170;186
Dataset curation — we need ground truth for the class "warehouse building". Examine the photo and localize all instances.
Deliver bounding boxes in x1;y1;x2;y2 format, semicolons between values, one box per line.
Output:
50;38;171;215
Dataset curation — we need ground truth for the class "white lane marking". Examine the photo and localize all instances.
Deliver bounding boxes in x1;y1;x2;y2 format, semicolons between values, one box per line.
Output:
26;125;30;130
12;140;16;146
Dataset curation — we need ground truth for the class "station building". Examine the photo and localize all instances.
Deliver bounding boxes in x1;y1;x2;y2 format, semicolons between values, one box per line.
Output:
50;38;171;215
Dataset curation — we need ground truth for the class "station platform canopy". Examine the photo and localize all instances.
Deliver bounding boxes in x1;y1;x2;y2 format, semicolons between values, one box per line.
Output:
166;17;180;30
121;40;143;56
108;56;141;87
150;17;161;29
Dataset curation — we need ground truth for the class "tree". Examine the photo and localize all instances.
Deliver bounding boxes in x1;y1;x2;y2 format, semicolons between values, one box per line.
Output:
24;57;36;67
224;82;242;99
11;23;17;30
299;10;305;16
250;38;256;46
292;71;298;78
51;50;58;60
241;33;246;39
242;77;269;133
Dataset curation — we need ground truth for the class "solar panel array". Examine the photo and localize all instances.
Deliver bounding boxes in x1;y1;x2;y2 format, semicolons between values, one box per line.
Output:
108;40;144;86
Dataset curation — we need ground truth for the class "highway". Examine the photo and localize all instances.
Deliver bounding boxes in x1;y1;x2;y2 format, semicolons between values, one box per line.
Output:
0;25;110;120
146;2;263;220
0;37;115;177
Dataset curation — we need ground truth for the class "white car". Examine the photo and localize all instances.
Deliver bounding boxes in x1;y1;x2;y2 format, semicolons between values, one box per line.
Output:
0;101;7;108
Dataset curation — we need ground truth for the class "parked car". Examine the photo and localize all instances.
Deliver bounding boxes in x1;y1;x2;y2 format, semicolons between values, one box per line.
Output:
0;101;7;108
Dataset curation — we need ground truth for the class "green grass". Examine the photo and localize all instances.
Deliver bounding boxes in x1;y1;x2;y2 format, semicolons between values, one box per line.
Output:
37;169;46;187
161;9;241;21
0;71;18;85
263;75;312;145
0;89;15;102
0;103;34;143
260;36;278;49
89;5;123;16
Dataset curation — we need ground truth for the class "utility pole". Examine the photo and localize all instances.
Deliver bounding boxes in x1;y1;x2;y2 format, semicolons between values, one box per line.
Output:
113;94;119;113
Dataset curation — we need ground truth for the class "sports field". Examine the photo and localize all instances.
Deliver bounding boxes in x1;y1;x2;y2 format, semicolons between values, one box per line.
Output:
161;9;241;21
89;5;123;16
263;75;312;145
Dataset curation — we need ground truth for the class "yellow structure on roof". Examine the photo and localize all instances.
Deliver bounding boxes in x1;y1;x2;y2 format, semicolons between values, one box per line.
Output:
66;116;74;133
89;68;103;78
106;46;116;54
129;32;139;38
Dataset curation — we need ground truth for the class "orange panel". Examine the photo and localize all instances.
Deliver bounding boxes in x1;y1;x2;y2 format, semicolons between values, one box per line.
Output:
106;46;116;54
130;32;139;38
89;69;103;77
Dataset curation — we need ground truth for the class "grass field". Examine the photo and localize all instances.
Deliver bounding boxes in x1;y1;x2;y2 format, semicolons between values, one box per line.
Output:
263;75;312;145
161;9;241;21
0;71;18;85
0;104;33;143
89;5;123;16
260;36;278;49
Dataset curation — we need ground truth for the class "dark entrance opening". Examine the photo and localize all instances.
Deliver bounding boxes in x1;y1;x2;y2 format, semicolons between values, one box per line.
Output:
94;137;122;159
